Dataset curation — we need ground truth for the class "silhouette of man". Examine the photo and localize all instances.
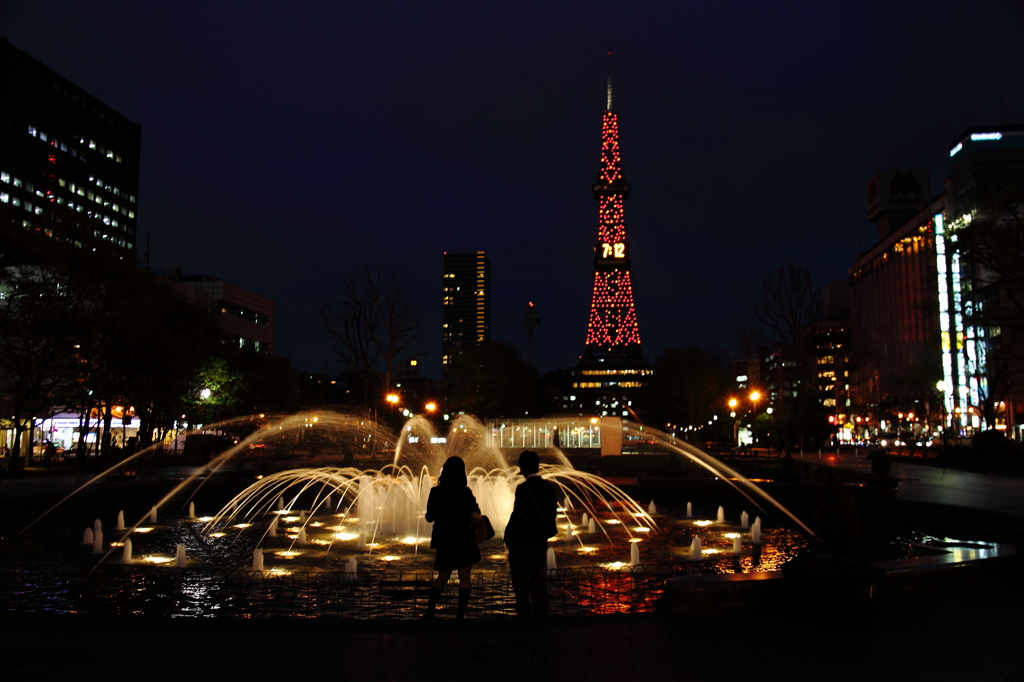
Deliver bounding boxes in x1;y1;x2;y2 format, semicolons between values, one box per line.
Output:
504;450;558;617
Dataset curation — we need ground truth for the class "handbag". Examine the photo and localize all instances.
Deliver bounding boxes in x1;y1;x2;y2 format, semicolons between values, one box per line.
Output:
473;514;495;543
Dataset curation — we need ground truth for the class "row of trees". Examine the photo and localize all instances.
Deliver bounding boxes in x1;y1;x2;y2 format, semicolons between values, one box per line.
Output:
0;227;300;470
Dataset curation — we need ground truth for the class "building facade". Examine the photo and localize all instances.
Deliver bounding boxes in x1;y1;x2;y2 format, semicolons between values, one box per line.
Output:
849;126;1024;441
441;251;490;381
0;39;141;254
174;273;275;354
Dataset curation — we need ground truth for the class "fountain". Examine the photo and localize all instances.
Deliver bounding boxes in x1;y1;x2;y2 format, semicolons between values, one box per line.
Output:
13;409;822;618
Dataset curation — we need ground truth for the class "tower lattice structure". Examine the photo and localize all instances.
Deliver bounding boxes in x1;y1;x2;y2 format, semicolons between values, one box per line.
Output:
583;78;643;362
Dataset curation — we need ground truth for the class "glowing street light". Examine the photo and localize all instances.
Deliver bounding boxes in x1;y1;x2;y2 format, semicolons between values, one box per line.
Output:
424;402;437;413
749;391;762;449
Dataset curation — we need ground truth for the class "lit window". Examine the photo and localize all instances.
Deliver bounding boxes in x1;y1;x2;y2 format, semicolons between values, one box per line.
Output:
0;193;7;203
0;172;8;183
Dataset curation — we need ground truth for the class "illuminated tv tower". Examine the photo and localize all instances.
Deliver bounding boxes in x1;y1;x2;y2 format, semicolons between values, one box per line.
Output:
562;69;652;420
583;72;643;362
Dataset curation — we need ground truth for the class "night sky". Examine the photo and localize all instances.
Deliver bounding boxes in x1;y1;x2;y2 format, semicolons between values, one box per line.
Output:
4;1;1024;379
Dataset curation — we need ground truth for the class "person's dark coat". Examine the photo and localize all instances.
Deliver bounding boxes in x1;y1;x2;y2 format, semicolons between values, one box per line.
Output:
426;485;480;550
504;475;558;547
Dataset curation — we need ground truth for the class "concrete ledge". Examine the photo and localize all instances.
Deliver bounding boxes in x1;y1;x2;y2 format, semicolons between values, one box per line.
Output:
664;571;784;618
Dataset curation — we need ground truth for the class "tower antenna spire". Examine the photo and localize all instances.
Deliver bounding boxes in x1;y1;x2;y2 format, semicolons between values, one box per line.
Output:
606;52;613;111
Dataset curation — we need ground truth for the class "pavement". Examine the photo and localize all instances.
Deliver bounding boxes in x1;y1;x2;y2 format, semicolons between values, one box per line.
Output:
2;458;1023;681
796;450;1024;517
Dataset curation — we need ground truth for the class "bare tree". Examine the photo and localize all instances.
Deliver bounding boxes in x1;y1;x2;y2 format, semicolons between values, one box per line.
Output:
322;269;421;406
753;262;823;349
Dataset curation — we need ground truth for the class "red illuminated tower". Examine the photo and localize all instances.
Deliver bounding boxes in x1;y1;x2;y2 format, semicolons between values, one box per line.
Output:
561;74;652;420
583;76;643;362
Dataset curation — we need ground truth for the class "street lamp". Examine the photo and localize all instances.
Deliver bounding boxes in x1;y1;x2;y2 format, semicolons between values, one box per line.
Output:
749;391;761;450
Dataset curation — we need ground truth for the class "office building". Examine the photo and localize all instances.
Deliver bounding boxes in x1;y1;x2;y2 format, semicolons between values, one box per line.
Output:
849;126;1024;440
0;39;141;254
174;273;275;354
441;251;490;381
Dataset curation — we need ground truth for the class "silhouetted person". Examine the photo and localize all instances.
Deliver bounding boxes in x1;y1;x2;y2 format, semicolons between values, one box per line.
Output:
504;450;557;617
424;456;481;619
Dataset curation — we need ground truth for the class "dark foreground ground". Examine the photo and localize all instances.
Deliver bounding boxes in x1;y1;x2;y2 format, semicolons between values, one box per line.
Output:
2;583;1022;682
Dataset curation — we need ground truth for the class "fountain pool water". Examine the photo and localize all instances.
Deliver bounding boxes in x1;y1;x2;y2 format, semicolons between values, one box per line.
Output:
6;411;821;617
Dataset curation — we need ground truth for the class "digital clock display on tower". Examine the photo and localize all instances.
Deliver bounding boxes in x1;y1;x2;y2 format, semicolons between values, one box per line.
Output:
600;242;626;259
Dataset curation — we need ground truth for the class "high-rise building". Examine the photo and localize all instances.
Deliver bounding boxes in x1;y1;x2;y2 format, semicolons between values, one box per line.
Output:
0;39;141;254
562;79;651;417
849;126;1024;440
441;251;490;379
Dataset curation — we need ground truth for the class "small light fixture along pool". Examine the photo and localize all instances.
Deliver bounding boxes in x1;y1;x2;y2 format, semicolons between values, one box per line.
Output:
232;523;251;529
401;536;427;545
335;532;359;541
275;550;302;558
133;527;154;533
694;520;714;527
143;556;173;564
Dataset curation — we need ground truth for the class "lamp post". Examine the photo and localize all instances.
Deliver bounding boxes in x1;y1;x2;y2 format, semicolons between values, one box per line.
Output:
749;391;761;451
728;398;739;448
